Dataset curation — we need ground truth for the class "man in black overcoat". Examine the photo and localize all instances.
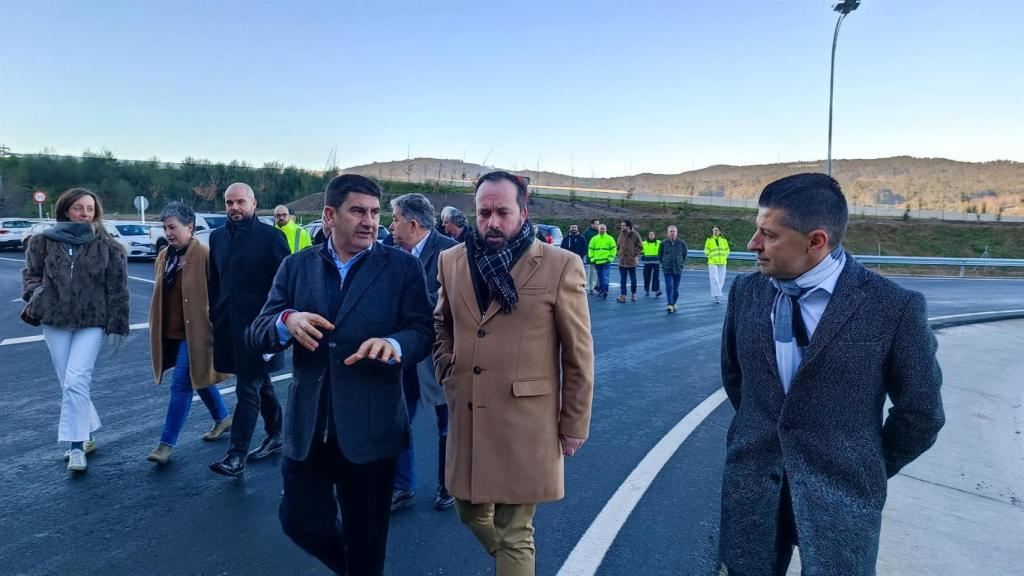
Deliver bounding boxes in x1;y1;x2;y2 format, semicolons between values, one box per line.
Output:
208;182;291;476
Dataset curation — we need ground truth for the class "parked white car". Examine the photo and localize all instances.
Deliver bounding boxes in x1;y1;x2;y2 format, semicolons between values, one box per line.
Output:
0;218;33;250
108;220;158;260
150;212;228;251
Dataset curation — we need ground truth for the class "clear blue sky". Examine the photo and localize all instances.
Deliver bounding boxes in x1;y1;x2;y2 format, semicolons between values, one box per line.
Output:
1;0;1021;177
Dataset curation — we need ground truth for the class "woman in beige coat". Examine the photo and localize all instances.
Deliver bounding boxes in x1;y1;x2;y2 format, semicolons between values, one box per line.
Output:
146;202;231;464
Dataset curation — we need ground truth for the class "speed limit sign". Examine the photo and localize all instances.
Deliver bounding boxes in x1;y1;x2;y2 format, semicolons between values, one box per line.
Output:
33;191;47;204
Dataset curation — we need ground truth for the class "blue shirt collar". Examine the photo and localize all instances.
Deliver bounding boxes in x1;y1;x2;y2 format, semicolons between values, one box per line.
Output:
326;236;372;270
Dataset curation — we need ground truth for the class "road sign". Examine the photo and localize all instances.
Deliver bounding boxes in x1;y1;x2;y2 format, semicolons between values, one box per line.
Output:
33;191;47;204
133;196;150;224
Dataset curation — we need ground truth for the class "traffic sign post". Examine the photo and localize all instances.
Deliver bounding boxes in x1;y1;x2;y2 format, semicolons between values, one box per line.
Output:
33;191;47;219
133;196;150;224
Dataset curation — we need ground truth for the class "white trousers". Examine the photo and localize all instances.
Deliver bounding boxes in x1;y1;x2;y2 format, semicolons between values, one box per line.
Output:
42;325;104;442
587;262;598;291
708;264;727;299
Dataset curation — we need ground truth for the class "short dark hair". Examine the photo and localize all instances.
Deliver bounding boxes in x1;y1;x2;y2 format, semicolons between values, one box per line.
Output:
622;220;633;229
159;201;195;227
55;188;104;223
325;174;382;209
590;218;600;225
758;173;848;247
475;171;528;210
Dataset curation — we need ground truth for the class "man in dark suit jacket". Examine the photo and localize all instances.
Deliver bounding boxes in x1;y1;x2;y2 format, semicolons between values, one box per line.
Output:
718;173;944;576
387;193;459;512
207;182;291;477
246;174;433;575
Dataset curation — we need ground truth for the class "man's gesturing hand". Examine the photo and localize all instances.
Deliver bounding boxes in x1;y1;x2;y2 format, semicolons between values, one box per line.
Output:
345;338;401;365
560;435;586;457
285;312;335;352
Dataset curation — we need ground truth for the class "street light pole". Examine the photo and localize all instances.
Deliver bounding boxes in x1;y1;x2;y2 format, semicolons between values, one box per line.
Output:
828;0;861;176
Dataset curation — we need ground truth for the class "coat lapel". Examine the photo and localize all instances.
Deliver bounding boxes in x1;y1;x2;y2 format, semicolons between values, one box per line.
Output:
335;245;388;325
791;256;867;384
454;249;480;320
480;240;543;326
418;231;439;267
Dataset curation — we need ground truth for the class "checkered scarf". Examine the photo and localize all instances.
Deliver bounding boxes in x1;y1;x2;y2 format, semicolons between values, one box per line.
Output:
467;219;535;315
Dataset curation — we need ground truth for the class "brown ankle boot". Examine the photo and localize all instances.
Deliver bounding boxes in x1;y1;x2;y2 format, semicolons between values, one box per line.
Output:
203;415;233;441
147;444;172;465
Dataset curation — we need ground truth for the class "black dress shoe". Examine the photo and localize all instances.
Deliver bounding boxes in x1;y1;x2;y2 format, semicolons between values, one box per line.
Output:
247;435;282;461
209;454;245;477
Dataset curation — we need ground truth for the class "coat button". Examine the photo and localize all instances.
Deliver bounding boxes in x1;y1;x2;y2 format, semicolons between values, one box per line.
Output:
769;472;782;483
473;366;482;375
477;329;486;338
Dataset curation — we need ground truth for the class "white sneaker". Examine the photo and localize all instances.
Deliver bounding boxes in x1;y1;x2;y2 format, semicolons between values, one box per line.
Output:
63;439;96;461
67;449;87;472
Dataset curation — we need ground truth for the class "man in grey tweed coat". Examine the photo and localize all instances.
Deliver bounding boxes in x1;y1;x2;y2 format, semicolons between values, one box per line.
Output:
718;173;945;576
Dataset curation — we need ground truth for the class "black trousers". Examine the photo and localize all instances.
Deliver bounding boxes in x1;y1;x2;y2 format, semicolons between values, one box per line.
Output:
280;434;397;576
228;369;282;458
773;478;800;576
642;263;660;292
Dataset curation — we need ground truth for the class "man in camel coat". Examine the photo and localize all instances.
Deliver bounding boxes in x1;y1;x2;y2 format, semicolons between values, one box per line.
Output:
434;170;594;576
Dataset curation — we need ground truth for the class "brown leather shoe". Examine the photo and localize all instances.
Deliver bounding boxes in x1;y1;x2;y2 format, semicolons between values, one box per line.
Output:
203;416;232;441
147;444;172;465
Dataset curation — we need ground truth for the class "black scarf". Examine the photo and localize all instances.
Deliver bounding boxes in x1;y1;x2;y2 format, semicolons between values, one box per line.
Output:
467;219;535;315
163;241;191;289
43;222;96;245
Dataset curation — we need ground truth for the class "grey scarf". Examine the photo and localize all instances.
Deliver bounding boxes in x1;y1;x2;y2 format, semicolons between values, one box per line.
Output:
770;246;846;346
43;222;96;245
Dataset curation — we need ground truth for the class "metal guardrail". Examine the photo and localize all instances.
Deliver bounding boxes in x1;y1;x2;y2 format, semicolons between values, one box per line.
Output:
686;250;1024;276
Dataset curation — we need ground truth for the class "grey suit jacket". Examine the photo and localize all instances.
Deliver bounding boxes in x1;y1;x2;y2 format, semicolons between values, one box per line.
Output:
718;255;944;576
245;242;433;463
414;230;458;407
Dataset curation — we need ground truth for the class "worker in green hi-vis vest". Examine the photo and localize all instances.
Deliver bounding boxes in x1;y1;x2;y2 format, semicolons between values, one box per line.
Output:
273;205;313;254
704;225;731;303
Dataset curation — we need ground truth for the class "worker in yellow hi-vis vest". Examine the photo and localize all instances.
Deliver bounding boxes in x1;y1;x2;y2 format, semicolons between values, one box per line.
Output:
704;226;730;303
273;205;313;254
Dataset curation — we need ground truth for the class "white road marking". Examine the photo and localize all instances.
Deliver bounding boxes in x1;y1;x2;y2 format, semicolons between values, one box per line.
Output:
192;372;292;402
929;309;1024;321
557;389;729;576
0;257;26;263
0;322;150;345
556;311;1000;575
129;276;155;284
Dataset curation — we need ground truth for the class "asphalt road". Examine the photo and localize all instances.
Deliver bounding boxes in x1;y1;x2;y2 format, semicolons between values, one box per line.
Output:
0;253;1022;576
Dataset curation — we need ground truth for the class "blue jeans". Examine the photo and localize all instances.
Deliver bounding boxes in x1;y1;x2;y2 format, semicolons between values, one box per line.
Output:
619;266;637;296
394;367;450;492
664;272;682;305
160;340;229;447
595;264;610;295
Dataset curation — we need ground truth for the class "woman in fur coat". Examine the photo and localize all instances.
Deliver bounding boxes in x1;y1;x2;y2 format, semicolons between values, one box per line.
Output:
22;188;129;473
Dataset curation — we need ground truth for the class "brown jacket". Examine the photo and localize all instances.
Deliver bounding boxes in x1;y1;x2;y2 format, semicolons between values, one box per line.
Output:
434;239;594;504
22;233;129;335
616;229;643;268
148;241;229;389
